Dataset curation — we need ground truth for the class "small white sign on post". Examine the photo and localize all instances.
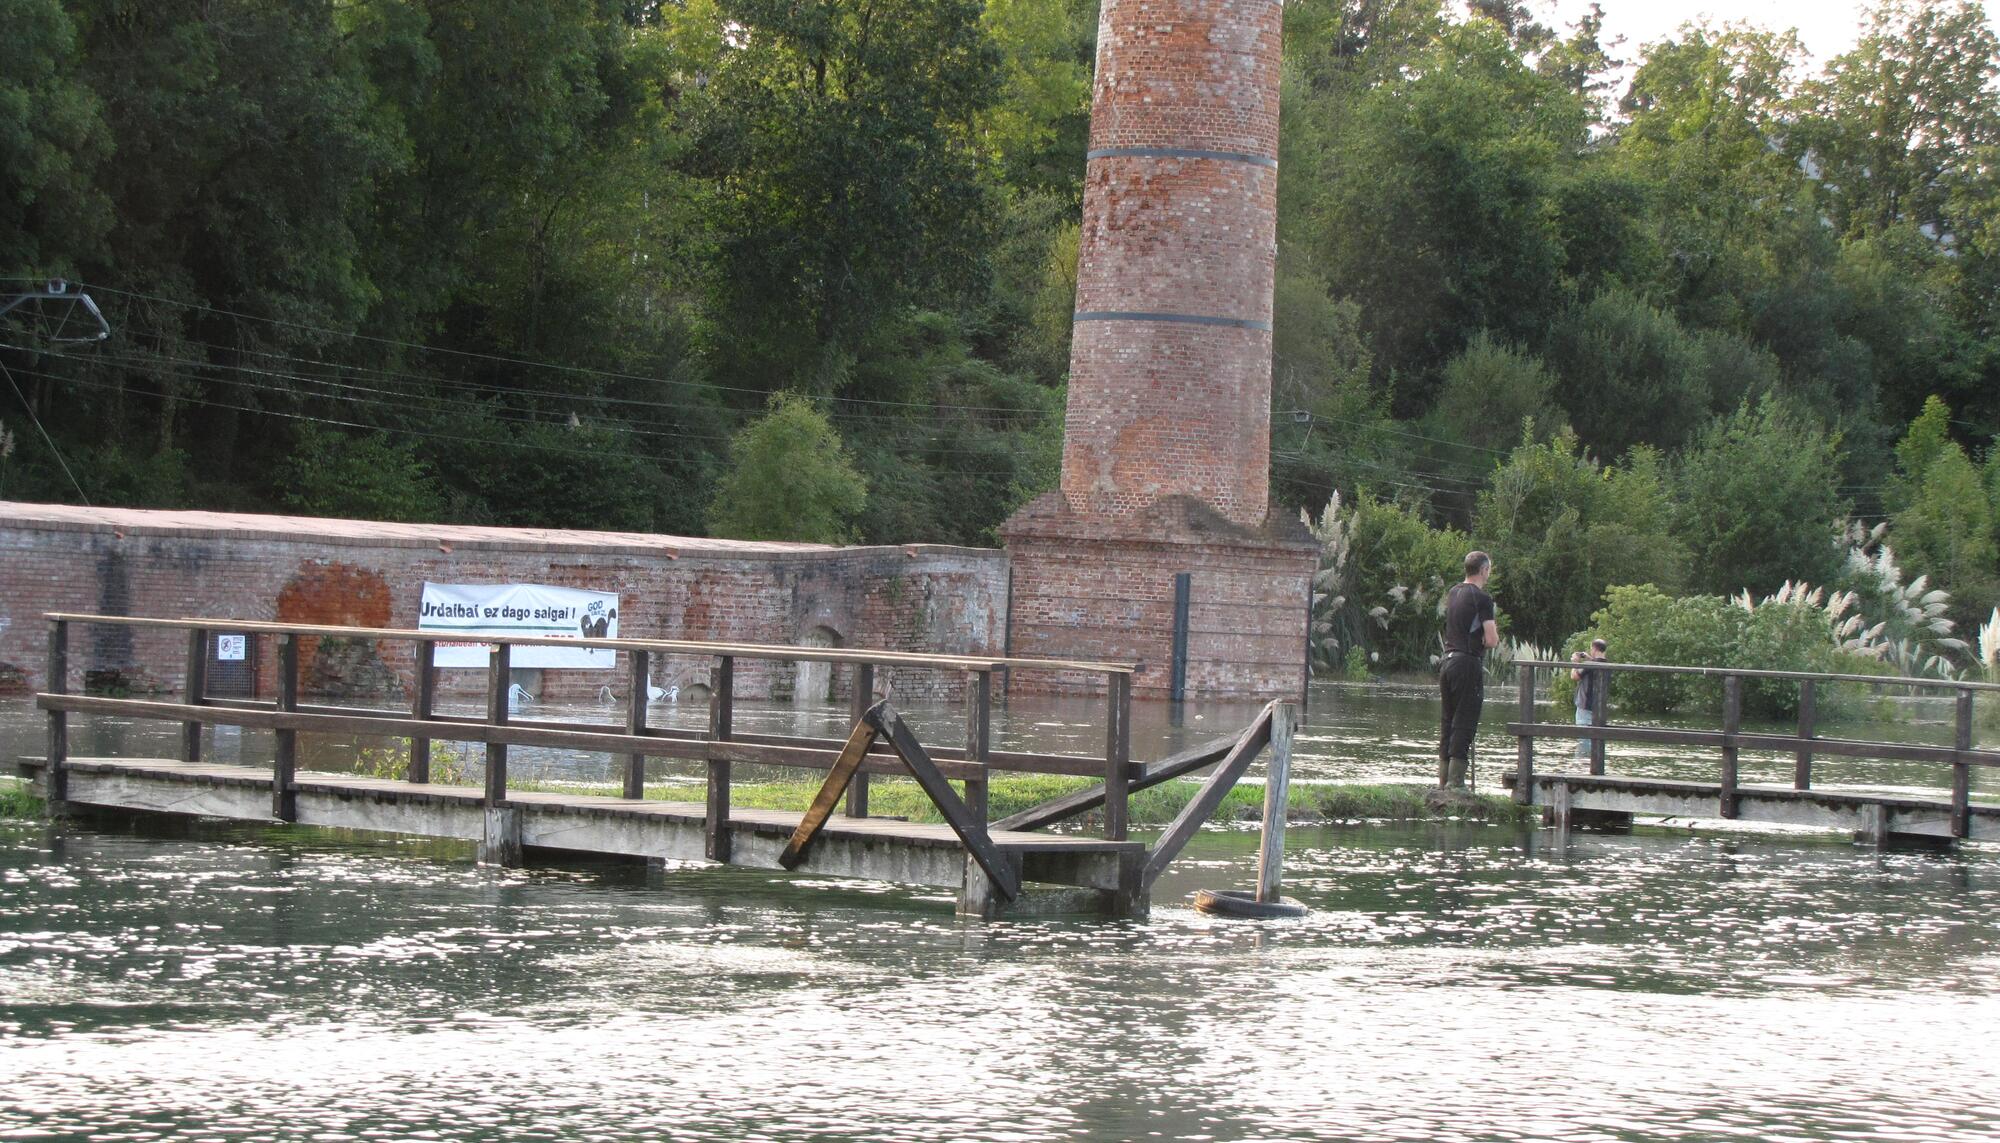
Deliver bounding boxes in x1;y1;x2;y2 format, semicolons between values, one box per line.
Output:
417;582;620;669
216;634;248;662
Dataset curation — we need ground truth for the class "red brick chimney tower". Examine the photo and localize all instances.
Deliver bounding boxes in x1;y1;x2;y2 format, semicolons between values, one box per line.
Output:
1002;0;1315;701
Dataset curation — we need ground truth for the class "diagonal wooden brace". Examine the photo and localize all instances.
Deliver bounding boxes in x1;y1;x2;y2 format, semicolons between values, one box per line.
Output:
778;710;884;870
865;701;1021;901
992;732;1238;833
1140;701;1276;892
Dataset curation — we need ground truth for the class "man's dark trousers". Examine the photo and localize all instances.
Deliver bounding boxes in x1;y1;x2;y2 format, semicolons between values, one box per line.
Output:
1439;651;1483;787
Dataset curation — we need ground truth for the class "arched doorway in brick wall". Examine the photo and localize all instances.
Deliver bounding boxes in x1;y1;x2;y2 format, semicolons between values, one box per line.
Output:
793;626;841;707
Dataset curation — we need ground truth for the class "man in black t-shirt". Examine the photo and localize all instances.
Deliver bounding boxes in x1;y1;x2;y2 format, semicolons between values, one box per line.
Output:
1438;550;1498;789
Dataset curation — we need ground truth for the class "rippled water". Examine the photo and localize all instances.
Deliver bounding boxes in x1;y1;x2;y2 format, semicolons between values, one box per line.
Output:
2;816;1997;1141
4;684;1998;1140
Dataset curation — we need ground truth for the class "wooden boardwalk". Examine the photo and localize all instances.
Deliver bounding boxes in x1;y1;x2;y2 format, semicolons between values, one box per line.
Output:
17;756;1149;915
1507;659;2000;847
27;613;1302;919
1520;772;2000;844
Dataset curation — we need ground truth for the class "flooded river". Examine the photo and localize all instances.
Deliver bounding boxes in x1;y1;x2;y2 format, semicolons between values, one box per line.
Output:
2;683;1997;1140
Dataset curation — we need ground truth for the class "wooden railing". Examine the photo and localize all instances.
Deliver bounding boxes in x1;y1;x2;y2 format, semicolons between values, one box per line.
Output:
1506;659;2000;838
35;613;1142;854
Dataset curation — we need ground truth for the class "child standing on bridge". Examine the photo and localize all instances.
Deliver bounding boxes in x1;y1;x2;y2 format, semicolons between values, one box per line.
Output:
1572;639;1607;763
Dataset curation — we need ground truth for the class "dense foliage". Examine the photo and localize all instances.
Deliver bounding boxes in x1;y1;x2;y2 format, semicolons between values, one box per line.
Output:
4;0;1999;665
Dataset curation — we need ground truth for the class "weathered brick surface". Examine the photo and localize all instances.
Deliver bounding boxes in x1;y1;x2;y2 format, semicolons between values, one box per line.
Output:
0;503;1006;704
1060;0;1284;531
1088;0;1282;157
1001;494;1313;698
1005;0;1305;699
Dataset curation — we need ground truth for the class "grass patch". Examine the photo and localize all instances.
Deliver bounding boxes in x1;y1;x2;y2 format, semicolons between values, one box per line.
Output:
512;775;1534;828
0;777;43;819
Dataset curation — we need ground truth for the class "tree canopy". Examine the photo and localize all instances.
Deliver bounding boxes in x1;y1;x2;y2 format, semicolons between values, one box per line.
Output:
4;0;1999;662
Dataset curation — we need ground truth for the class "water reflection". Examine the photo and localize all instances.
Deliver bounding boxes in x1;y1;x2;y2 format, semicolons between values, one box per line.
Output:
0;818;1996;1141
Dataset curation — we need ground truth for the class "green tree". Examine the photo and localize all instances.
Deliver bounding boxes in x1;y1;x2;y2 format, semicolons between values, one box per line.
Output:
1888;397;2000;627
1614;24;1810;328
1793;0;2000;240
1675;398;1850;595
1473;428;1688;647
683;0;1003;391
1293;17;1585;406
278;426;447;522
1426;332;1562;457
0;0;111;275
707;392;868;542
1545;288;1708;459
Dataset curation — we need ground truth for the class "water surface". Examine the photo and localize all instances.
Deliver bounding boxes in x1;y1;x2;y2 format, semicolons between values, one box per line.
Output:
1;817;1995;1141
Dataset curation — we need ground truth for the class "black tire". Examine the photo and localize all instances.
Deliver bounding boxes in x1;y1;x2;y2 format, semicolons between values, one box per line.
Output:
1192;888;1308;919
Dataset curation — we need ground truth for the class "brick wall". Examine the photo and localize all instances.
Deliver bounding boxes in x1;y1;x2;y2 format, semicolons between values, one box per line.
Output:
1002;493;1313;699
0;503;1007;704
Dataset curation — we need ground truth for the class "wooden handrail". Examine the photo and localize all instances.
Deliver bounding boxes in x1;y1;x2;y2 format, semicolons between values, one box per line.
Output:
1507;720;2000;768
1514;658;2000;694
41;612;1137;675
1510;654;1991;837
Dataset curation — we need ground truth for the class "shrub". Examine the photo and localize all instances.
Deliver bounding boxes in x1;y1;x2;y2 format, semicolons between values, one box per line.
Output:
1473;428;1688;648
1303;490;1468;674
707;392;868;543
1675;396;1849;595
1546;287;1709;459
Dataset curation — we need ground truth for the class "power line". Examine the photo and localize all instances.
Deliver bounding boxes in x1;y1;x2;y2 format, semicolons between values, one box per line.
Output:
1;354;1050;480
79;282;1064;417
92;314;1058;432
0;359;91;505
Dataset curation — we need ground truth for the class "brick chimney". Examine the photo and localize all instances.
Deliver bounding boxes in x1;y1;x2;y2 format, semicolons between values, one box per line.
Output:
1002;0;1315;701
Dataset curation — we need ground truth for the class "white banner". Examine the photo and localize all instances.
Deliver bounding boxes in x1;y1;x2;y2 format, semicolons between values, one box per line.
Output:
418;582;620;669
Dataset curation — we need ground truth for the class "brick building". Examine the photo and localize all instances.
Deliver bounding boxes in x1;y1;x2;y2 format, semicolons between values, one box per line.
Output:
0;503;1007;703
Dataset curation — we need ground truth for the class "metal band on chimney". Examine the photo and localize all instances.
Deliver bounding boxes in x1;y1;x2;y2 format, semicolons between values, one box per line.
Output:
1073;310;1273;332
1086;146;1278;169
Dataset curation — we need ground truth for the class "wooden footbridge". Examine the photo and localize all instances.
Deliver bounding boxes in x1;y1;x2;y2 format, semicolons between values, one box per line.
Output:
18;614;1298;919
1505;660;2000;845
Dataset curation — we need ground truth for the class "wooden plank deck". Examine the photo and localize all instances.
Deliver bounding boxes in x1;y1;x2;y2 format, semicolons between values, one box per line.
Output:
19;757;1148;915
1525;771;2000;843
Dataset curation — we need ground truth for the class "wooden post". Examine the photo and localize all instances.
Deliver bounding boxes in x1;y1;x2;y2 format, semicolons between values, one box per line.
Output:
479;807;524;867
864;702;1020;901
846;661;874;818
273;633;299;822
1549;779;1573;842
1513;662;1534;804
1794;678;1816;791
1588;660;1608;776
1859;802;1890;848
964;670;991;824
1719;674;1741;820
624;649;650;800
483;643;510;807
45;618;69;814
183;628;207;764
409;641;436;783
1255;703;1297;904
1104;672;1131;841
1952;689;1973;840
706;655;733;861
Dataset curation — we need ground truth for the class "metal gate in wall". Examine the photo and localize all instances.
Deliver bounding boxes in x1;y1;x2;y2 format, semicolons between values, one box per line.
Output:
204;631;258;698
